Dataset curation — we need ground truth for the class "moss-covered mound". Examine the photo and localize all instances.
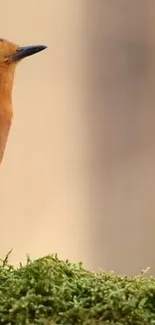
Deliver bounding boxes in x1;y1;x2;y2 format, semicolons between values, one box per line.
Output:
0;253;155;324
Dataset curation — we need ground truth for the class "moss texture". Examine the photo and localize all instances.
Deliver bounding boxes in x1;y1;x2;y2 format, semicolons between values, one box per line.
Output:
0;252;155;324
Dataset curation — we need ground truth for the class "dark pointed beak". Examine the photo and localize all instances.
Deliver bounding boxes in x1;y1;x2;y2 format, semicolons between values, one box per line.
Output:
8;45;47;62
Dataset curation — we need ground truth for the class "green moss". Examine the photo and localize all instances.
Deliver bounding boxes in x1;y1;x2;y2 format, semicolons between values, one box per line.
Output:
0;252;155;324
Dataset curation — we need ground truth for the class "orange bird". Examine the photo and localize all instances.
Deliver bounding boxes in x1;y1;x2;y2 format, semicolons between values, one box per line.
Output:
0;38;46;165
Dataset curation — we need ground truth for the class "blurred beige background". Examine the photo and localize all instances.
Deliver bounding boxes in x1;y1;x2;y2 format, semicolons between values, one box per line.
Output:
0;0;155;274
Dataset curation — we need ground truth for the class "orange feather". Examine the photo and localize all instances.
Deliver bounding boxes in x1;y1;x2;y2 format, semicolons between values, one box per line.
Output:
0;38;46;165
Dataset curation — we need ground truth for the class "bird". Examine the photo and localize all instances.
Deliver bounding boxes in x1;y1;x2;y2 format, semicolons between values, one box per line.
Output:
0;38;47;165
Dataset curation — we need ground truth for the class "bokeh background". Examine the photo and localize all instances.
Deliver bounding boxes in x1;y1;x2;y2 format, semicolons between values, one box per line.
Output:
0;0;155;275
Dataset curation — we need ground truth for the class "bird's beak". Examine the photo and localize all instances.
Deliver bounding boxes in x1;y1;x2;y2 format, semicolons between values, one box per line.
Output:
6;45;47;62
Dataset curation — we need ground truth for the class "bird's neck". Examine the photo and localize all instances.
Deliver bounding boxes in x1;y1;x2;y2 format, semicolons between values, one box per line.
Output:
0;67;15;116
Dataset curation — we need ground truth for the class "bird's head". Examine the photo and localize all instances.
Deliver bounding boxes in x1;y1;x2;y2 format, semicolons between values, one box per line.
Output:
0;38;46;100
0;38;46;67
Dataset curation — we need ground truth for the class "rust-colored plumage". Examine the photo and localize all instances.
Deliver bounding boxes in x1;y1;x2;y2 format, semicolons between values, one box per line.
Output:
0;38;46;165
